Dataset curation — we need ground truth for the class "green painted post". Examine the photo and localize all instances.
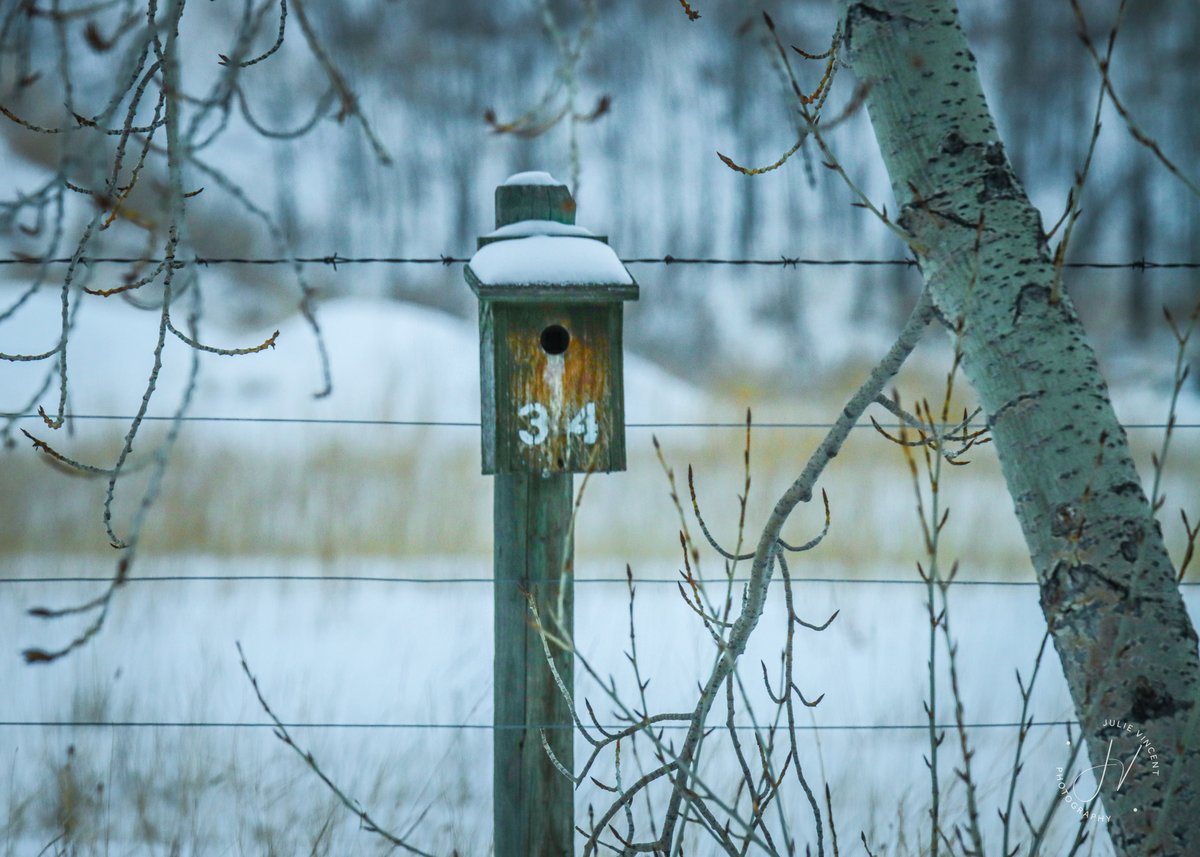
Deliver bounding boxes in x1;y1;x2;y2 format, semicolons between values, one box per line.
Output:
466;172;638;857
492;471;574;857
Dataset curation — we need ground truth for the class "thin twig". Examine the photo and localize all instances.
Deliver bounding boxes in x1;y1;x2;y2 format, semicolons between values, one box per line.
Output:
236;643;435;856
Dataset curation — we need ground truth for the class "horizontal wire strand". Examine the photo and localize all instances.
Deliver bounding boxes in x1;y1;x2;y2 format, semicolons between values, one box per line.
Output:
0;253;1187;745
7;413;1198;430
0;719;1078;732
1;255;1199;270
4;575;1195;586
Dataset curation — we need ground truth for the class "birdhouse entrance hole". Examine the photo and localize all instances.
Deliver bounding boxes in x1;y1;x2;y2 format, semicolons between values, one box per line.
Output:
539;324;570;355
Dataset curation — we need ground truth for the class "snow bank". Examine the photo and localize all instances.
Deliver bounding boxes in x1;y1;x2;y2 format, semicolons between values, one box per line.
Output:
1;289;709;449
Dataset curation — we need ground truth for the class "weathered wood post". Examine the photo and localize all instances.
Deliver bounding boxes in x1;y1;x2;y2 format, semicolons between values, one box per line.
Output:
466;171;638;856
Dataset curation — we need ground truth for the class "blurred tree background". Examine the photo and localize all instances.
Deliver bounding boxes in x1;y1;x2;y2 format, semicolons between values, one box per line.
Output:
3;0;1196;389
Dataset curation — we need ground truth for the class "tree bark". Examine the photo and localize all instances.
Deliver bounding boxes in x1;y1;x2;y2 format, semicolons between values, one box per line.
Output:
839;1;1200;853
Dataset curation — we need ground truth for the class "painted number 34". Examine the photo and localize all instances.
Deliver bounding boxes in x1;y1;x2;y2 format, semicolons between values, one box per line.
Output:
518;402;599;446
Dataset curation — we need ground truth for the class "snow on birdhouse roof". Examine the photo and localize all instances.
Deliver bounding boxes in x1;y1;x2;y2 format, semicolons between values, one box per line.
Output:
502;170;564;187
467;235;637;301
484;219;596;240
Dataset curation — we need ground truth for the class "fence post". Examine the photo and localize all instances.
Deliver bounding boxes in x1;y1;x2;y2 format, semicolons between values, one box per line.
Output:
466;171;638;856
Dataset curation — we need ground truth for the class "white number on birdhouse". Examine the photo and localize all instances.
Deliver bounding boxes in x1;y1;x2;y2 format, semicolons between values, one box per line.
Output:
517;402;549;445
517;401;599;446
567;401;599;444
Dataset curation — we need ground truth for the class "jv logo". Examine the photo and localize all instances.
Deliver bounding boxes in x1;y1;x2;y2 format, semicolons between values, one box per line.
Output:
1053;719;1161;821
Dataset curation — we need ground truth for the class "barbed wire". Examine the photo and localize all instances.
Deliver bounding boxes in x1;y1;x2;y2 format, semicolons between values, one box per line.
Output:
2;574;1196;587
1;254;1199;270
7;413;1198;430
0;718;1078;732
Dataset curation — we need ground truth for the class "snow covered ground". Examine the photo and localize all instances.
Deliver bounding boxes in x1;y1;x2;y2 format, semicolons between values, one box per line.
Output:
7;553;1188;855
0;286;710;438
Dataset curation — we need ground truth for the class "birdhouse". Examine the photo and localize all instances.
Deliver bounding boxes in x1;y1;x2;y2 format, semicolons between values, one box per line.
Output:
466;172;639;476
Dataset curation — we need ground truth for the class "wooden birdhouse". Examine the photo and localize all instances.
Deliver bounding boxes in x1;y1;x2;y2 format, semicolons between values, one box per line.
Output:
466;172;639;476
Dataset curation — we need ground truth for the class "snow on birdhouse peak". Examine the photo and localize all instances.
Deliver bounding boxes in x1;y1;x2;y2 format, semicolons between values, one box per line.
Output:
502;170;564;187
484;219;596;240
469;236;633;288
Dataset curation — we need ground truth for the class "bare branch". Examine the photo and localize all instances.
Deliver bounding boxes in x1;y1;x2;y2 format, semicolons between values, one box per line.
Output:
236;643;435;856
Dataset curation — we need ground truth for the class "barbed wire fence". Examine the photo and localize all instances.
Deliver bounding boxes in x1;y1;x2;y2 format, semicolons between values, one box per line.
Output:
2;312;1197;733
5;249;1198;697
4;254;1200;269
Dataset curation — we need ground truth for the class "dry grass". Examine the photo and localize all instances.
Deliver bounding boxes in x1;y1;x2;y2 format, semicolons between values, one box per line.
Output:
2;358;1196;581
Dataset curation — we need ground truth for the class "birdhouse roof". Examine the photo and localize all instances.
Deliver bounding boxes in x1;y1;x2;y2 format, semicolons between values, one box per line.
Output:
501;170;565;187
483;219;597;240
466;233;638;302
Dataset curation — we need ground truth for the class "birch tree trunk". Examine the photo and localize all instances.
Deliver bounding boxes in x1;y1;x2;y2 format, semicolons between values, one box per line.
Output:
838;1;1200;853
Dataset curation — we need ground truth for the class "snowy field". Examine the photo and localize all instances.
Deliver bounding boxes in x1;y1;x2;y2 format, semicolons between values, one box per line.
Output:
3;291;1199;854
8;553;1193;855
